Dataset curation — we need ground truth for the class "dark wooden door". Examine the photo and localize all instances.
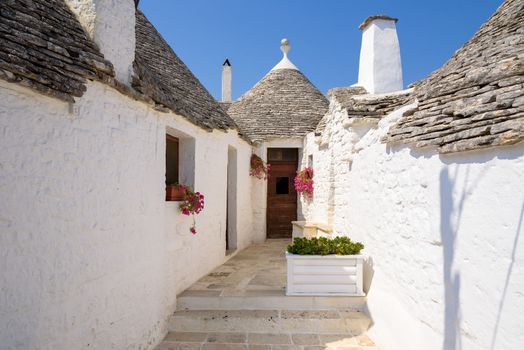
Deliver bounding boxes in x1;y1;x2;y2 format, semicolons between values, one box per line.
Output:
266;149;298;238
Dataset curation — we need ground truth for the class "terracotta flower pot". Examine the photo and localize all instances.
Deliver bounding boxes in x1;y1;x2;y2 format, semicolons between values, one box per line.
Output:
165;185;184;201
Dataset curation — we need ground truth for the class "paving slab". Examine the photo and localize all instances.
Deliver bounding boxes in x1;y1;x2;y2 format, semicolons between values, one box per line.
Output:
177;240;367;311
157;240;380;350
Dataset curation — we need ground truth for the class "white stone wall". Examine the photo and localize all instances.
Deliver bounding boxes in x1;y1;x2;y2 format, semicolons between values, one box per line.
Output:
163;127;255;295
303;98;524;350
0;80;256;350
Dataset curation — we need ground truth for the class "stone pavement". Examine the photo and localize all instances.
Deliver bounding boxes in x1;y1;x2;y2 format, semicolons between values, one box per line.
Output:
182;239;289;297
155;240;380;350
156;331;378;350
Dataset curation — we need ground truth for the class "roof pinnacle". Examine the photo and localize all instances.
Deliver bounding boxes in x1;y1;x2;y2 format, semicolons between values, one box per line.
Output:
271;38;298;71
281;38;290;56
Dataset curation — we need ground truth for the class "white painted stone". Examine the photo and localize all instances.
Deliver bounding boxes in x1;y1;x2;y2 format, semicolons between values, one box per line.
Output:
358;18;403;94
291;221;332;239
221;60;232;102
65;0;136;84
302;93;524;350
271;38;299;71
0;79;257;350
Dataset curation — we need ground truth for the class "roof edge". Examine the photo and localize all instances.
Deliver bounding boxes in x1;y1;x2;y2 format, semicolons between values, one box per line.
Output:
359;15;399;30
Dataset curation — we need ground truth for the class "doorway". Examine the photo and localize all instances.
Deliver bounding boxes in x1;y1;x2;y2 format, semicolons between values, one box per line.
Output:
266;148;298;239
226;146;237;253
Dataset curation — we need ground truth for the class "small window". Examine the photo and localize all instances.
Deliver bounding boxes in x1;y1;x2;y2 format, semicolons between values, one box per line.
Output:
268;149;281;161
166;134;182;201
268;148;298;162
276;177;289;194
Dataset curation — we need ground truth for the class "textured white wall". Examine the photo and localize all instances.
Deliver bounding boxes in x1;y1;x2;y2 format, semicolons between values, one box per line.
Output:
0;80;255;349
164;127;254;295
300;104;372;227
303;99;524;350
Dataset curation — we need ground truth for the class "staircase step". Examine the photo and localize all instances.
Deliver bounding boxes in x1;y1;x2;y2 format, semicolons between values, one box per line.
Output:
177;290;367;311
155;331;379;350
168;309;371;335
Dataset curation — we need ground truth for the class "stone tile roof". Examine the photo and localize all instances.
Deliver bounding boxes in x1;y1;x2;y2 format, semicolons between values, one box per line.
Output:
386;0;524;153
0;0;114;102
359;15;398;30
133;10;237;131
316;86;413;133
227;68;329;143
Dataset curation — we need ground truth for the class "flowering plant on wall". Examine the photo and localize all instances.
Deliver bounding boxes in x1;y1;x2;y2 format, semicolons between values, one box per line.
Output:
178;184;205;234
294;167;314;199
249;154;271;179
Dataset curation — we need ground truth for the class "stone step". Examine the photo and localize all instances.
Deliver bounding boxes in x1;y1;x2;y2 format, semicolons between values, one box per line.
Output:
176;291;367;311
168;309;371;335
155;331;379;350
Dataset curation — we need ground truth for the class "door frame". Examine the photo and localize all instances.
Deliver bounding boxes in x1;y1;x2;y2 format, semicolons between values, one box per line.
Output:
226;146;237;253
266;148;299;239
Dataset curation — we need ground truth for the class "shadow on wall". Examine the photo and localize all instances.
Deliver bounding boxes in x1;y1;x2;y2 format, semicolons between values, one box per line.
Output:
438;143;524;350
440;168;463;350
363;256;374;294
489;200;524;350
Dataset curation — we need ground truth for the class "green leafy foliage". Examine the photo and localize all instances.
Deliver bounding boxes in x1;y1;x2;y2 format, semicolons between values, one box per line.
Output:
287;236;364;256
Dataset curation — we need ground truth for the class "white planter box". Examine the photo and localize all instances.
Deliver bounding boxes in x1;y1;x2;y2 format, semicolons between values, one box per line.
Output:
286;253;365;296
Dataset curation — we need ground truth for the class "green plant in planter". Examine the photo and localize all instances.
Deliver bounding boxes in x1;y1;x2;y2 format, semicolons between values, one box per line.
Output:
287;237;364;256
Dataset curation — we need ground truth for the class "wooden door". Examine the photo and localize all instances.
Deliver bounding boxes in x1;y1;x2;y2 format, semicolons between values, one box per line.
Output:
266;148;298;238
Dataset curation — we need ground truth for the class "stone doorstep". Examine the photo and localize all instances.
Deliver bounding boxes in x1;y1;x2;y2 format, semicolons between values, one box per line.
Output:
168;309;371;335
176;293;368;311
163;241;379;349
156;331;378;350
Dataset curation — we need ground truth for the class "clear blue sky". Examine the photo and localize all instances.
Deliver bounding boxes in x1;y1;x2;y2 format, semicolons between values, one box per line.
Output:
139;0;503;100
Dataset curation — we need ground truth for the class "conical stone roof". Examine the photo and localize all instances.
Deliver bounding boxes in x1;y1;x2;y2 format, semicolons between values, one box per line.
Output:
386;0;524;153
134;10;237;131
227;40;328;143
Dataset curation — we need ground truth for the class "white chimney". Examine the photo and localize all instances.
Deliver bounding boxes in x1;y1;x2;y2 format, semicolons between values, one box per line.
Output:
222;59;232;102
357;15;403;94
65;0;136;85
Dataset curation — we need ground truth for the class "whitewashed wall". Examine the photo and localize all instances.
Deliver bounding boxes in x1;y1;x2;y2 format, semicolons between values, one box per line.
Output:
301;102;375;228
0;80;256;350
302;98;524;350
163;127;255;295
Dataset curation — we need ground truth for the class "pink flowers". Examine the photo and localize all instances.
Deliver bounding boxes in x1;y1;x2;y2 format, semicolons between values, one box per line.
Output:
178;184;205;234
294;167;314;199
249;154;271;180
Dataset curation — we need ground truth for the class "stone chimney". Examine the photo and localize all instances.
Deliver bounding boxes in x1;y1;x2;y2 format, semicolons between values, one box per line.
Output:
357;15;403;94
65;0;136;85
222;59;232;102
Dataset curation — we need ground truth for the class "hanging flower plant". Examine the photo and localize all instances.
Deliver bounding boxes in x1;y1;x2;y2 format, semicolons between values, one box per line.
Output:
249;154;271;179
294;167;314;199
177;184;205;234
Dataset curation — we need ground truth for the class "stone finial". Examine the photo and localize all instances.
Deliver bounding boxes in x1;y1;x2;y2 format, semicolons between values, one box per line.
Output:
281;38;291;56
271;38;298;71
